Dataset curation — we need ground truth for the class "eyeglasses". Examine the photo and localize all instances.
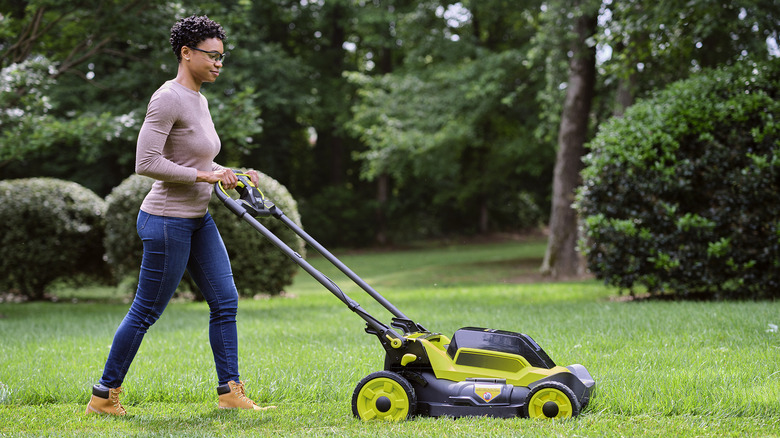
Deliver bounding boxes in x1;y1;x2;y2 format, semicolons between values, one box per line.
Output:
187;46;228;63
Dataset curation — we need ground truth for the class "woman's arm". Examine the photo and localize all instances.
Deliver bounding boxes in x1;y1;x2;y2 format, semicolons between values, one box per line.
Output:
135;89;198;183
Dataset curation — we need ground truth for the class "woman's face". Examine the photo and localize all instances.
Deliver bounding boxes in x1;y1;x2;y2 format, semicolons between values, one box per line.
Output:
183;38;224;84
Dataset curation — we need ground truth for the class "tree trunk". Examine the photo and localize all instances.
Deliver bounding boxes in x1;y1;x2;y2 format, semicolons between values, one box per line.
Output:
613;42;638;116
479;200;489;234
375;172;389;245
614;73;636;116
373;7;399;245
541;8;598;278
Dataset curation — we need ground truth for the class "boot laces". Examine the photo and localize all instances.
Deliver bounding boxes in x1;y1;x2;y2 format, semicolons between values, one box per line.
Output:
233;382;257;406
109;387;127;414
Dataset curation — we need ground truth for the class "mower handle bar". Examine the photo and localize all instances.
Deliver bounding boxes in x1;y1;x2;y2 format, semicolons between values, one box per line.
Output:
215;174;420;341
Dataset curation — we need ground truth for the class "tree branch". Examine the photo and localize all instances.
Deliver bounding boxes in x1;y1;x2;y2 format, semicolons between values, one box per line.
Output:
1;7;74;67
55;36;114;78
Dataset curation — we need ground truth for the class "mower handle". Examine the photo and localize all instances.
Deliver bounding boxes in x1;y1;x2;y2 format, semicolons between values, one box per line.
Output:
213;172;426;341
214;172;278;219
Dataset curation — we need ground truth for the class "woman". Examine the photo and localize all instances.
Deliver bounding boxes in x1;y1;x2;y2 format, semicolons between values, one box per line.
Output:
86;15;272;415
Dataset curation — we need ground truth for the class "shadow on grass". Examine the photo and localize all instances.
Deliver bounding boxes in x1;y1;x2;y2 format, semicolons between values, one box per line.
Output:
84;403;278;428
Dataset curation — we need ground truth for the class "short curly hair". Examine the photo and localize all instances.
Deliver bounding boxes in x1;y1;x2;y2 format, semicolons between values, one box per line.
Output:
169;15;226;62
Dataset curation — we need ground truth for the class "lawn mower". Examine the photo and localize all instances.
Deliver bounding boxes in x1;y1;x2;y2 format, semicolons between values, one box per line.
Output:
215;174;595;420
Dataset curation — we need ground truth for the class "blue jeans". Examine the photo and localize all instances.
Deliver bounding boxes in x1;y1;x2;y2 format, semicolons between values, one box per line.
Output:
100;211;240;387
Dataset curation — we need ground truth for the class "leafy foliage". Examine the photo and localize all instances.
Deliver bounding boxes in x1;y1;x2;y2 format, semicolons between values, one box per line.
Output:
0;56;136;166
598;0;780;96
103;172;305;297
2;0;779;250
577;59;780;298
296;184;371;247
347;48;552;236
0;178;108;299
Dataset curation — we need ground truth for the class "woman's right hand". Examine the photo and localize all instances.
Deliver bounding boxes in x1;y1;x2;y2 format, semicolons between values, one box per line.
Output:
197;169;238;189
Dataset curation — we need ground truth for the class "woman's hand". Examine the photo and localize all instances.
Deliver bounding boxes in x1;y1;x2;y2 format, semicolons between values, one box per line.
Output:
243;169;260;187
197;169;238;189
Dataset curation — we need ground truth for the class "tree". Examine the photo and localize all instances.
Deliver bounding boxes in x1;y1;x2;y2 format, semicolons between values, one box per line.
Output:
599;0;780;113
347;1;553;240
541;0;780;278
540;1;599;278
1;1;180;193
344;0;418;244
0;1;270;195
5;0;776;253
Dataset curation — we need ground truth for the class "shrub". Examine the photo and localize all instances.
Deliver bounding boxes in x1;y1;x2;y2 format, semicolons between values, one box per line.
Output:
103;172;305;297
577;60;780;299
0;178;108;299
103;174;155;289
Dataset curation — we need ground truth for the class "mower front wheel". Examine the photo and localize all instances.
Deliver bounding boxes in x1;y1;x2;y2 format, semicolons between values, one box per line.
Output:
523;381;581;419
352;371;416;421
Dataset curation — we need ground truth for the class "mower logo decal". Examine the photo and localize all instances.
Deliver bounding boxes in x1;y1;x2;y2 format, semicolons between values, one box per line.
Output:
474;384;502;403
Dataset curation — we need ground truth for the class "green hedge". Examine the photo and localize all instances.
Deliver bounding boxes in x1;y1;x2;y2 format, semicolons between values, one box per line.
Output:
0;178;108;299
577;59;780;298
104;173;305;297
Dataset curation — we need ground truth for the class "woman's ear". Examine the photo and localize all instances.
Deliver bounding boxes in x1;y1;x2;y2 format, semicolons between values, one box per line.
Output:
180;46;191;62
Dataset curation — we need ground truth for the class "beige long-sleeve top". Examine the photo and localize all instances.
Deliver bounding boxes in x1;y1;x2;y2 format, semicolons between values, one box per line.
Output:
136;80;224;218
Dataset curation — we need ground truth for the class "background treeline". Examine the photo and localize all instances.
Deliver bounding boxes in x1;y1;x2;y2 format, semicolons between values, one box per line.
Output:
2;0;773;246
1;1;779;298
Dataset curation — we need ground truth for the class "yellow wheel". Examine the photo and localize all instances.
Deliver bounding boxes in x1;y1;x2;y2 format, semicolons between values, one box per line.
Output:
351;371;416;421
524;381;581;419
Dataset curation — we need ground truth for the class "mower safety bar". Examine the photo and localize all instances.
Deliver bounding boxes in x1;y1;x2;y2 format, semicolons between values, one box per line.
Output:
215;176;423;344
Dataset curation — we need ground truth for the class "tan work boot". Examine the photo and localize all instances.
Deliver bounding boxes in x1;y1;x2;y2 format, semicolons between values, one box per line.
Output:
85;384;127;416
217;380;276;411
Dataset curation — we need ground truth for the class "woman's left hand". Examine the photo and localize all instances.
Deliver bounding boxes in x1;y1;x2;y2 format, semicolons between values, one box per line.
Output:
198;168;238;189
243;169;260;187
216;168;238;189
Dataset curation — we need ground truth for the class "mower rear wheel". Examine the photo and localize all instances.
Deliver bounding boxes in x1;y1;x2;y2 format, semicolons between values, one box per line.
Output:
352;371;416;421
523;381;581;419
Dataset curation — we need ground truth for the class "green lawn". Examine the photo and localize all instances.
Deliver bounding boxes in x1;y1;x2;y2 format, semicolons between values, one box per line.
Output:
1;239;779;437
